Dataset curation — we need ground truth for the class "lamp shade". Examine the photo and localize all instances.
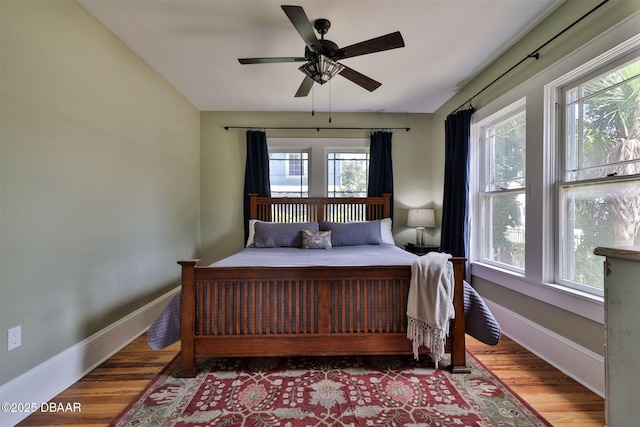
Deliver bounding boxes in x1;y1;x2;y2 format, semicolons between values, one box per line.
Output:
407;208;435;228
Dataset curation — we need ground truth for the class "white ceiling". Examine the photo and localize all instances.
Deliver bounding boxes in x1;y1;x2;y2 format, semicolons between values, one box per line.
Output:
78;0;563;113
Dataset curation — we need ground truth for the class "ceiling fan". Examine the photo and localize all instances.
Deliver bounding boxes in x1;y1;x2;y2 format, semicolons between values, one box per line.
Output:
238;5;405;97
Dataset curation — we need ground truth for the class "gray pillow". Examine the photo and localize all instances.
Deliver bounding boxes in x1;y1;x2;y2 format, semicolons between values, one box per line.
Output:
253;221;318;248
319;220;383;246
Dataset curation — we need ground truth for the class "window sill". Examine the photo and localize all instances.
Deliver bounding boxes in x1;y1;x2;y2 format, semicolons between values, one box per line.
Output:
470;262;604;324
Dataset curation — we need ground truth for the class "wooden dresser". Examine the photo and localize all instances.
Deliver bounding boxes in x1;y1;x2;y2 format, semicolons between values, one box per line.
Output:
594;246;640;427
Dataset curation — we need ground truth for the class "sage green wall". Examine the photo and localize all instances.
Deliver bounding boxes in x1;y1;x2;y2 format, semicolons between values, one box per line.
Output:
0;0;201;385
199;111;435;265
432;0;640;355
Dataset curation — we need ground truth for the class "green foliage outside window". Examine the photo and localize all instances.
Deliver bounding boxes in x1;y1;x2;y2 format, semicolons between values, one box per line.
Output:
563;58;640;289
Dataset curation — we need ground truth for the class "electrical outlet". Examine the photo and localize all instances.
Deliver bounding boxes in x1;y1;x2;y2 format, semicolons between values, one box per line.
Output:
8;326;21;351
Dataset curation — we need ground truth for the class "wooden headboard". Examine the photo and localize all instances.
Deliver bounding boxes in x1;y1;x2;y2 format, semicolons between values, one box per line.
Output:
249;193;391;223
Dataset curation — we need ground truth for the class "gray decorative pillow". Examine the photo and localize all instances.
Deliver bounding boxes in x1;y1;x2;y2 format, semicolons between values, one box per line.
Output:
302;230;332;249
253;221;318;248
319;220;383;246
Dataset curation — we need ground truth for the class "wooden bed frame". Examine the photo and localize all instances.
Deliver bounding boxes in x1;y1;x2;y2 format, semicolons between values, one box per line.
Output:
176;194;467;377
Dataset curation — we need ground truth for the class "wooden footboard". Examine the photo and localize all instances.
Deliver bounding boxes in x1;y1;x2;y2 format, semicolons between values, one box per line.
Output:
176;257;467;377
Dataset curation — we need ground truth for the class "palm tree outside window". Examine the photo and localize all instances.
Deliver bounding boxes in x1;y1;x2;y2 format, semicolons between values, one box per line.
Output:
559;55;640;292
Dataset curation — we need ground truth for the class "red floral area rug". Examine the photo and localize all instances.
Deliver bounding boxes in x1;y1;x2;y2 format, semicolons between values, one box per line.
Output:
111;352;551;427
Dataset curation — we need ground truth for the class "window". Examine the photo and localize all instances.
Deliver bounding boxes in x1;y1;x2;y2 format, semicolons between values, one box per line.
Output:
268;138;369;197
327;151;369;197
269;150;309;197
474;100;526;272
468;26;639;319
558;55;640;292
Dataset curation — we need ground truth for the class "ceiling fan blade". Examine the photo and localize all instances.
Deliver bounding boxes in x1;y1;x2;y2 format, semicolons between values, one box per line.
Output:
339;66;381;92
294;76;315;97
334;31;405;60
281;5;322;53
239;57;306;64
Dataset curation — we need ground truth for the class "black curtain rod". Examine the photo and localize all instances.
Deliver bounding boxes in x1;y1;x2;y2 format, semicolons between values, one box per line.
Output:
224;126;410;132
451;0;610;115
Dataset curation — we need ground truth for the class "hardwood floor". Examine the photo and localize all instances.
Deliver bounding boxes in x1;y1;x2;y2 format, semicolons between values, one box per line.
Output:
16;333;604;426
467;336;605;426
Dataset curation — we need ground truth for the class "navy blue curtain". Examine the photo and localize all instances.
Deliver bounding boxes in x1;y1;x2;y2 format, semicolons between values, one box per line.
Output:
368;131;394;219
440;108;474;257
243;130;271;243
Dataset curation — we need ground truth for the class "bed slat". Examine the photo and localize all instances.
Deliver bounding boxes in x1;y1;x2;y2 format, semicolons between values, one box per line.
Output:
193;274;412;339
194;279;323;335
250;193;391;222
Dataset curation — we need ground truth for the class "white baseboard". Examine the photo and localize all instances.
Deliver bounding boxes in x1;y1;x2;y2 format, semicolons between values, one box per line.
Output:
0;287;180;427
484;298;605;398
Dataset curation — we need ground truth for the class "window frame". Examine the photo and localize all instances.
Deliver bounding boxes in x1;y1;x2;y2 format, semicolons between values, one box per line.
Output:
326;148;370;198
467;27;640;323
472;98;527;274
268;148;310;198
553;50;640;297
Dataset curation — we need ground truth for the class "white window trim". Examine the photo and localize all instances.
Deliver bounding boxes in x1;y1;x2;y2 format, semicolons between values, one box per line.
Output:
470;262;604;323
471;98;526;274
268;148;310;197
326;147;370;197
547;40;640;299
467;12;640;324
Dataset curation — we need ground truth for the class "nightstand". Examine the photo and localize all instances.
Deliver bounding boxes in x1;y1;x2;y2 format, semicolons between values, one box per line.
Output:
404;243;439;255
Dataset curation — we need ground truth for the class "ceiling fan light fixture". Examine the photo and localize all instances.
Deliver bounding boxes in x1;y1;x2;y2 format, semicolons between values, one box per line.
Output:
299;55;344;85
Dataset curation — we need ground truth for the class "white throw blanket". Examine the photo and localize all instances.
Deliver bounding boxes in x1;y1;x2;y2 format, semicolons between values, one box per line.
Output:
406;252;455;366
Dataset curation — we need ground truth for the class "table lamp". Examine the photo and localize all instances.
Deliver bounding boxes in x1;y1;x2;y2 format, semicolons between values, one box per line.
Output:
407;208;435;247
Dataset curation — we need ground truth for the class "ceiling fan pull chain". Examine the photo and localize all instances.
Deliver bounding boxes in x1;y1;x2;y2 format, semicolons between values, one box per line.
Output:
329;80;332;123
311;85;315;116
